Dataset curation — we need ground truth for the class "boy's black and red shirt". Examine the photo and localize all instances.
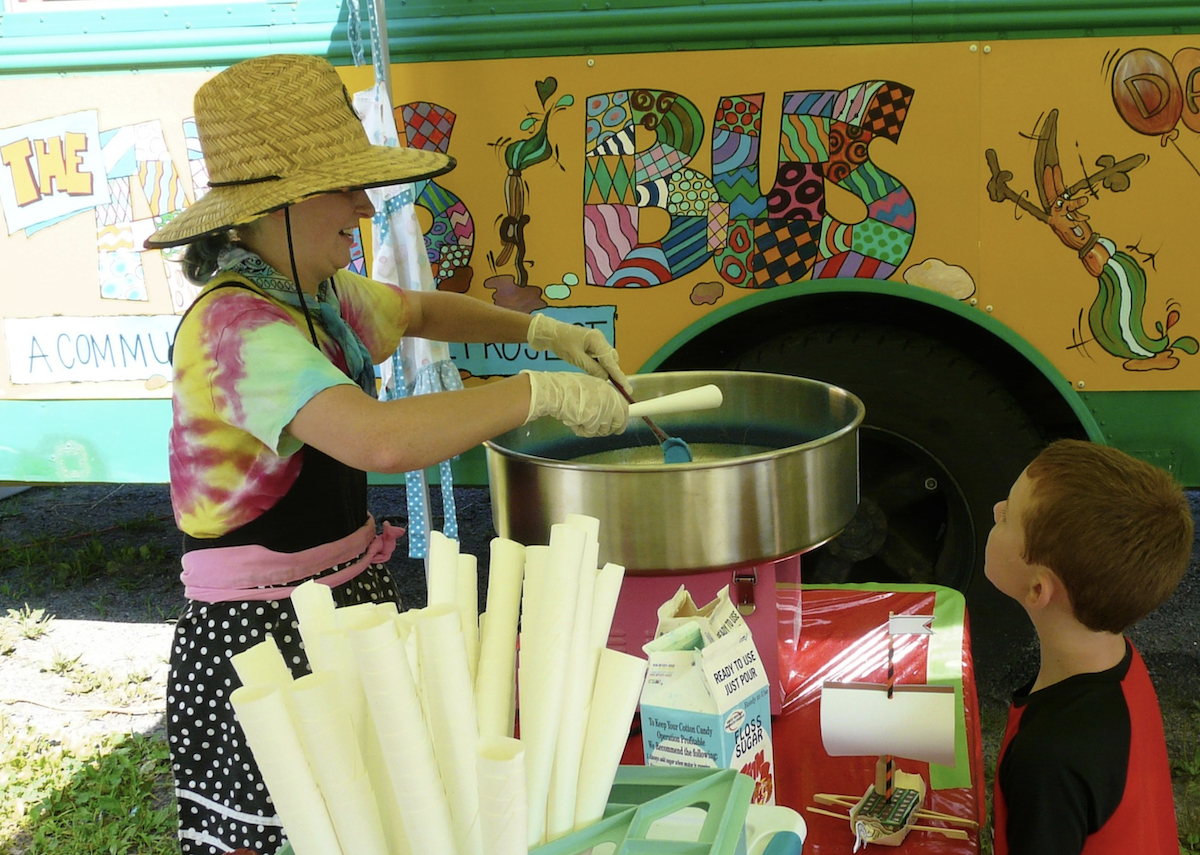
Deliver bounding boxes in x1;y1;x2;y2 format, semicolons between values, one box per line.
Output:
992;639;1177;854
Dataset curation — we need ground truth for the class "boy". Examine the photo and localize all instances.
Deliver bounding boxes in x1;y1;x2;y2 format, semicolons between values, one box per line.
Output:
987;439;1190;854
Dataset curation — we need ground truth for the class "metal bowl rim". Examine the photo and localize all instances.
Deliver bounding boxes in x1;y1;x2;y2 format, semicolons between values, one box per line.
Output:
484;369;865;472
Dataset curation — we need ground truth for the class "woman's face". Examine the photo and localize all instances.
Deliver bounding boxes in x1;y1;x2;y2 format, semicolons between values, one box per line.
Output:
255;189;375;289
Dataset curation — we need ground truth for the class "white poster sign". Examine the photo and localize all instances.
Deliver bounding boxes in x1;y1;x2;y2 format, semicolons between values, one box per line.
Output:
5;315;177;384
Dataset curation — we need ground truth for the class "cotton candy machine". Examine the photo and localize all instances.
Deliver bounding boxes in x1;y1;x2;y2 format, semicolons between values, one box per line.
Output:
485;370;863;575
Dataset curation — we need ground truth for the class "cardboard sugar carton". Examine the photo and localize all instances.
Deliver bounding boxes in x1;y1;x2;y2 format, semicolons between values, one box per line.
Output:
639;585;775;804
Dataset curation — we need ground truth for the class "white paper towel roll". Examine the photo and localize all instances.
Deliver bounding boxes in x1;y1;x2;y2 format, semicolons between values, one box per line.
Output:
574;648;648;831
229;684;344;855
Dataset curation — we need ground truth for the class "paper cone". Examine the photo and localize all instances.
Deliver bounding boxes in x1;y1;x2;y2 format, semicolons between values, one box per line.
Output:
574;649;648;830
229;685;344;855
320;769;390;855
417;602;483;855
291;580;336;672
428;530;460;607
291;671;364;784
351;626;457;855
231;635;294;690
478;736;527;855
458;552;480;683
521;523;584;848
476;537;525;739
546;515;600;842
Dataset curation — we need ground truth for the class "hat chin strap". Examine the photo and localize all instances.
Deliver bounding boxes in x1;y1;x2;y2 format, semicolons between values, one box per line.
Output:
284;206;322;350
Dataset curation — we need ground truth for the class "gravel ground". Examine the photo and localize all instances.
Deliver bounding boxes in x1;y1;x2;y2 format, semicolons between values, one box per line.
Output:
1;482;1198;787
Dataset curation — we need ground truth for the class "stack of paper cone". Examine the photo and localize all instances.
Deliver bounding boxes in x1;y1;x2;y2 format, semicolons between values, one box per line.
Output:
230;510;640;855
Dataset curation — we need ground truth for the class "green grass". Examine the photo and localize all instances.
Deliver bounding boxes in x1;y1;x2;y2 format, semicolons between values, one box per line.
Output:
0;519;180;625
0;533;170;599
1174;701;1200;854
6;606;52;641
0;715;176;855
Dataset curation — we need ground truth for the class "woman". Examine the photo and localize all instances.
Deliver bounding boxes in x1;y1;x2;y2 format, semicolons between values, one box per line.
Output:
144;54;628;855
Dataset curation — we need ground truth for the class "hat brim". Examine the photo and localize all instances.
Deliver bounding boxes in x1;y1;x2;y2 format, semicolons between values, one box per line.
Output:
144;146;455;249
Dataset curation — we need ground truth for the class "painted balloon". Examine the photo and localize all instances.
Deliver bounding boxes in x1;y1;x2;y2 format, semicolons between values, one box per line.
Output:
1112;48;1183;136
1172;47;1200;134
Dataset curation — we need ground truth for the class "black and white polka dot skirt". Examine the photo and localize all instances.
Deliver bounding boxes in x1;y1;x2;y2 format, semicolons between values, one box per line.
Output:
167;564;401;855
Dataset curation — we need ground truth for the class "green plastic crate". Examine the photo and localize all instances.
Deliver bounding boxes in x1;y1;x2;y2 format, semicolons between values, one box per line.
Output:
532;766;753;855
271;766;752;855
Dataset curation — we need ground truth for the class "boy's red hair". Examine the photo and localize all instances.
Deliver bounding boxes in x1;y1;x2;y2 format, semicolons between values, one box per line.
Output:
1023;439;1192;633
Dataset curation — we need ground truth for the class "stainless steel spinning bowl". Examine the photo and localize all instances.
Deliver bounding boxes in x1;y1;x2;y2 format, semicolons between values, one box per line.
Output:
485;370;863;575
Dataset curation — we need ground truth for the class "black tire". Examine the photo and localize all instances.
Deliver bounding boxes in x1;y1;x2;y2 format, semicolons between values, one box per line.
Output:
730;322;1044;684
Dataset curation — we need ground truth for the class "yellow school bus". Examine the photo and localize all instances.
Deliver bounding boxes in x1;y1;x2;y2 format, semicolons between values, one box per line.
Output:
3;0;1200;635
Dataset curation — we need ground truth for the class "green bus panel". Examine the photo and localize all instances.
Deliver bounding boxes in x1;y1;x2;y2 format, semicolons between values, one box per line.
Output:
2;0;1199;75
0;399;487;486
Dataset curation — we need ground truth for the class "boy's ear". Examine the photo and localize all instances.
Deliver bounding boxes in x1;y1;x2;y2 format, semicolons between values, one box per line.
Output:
1024;565;1059;612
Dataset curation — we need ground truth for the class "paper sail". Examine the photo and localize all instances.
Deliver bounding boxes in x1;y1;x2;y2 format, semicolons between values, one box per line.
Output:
819;681;957;767
888;614;935;636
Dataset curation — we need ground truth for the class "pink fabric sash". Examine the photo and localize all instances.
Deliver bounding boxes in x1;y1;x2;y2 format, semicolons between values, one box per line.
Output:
180;516;402;602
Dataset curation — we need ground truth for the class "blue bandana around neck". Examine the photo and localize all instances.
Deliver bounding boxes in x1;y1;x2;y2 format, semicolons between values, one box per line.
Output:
217;247;377;396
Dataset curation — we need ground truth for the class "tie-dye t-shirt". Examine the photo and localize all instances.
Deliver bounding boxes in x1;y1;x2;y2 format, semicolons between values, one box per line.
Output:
169;269;409;539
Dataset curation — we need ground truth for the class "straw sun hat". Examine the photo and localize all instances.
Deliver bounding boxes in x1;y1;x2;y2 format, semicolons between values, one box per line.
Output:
145;54;454;249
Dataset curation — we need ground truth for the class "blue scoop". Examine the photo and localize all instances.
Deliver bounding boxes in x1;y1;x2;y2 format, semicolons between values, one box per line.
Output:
660;434;694;464
610;378;694;464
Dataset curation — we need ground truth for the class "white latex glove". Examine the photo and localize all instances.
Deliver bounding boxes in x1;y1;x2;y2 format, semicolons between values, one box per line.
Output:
522;370;629;437
526;313;631;393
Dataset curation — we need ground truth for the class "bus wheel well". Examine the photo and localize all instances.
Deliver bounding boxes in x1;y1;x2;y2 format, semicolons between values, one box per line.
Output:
655;289;1087;444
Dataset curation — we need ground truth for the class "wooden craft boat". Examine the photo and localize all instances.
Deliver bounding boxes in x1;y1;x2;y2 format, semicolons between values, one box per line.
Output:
811;614;973;848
